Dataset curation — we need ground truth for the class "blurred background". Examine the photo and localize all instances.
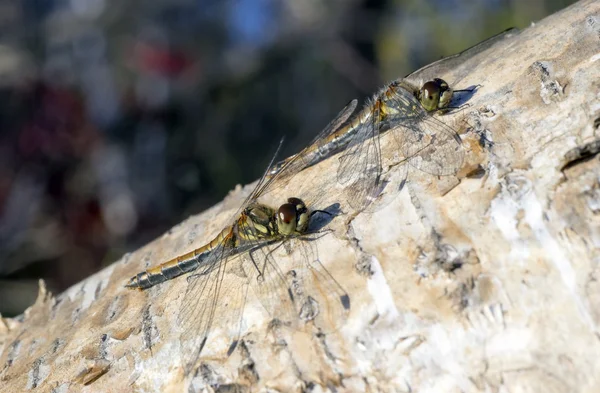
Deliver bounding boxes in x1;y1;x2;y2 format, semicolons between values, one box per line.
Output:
0;0;577;316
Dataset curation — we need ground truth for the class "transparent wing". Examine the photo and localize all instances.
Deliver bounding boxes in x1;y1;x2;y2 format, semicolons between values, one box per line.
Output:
405;28;519;81
177;240;249;373
385;87;464;176
310;99;359;151
336;101;383;211
398;115;464;176
291;234;350;332
258;99;359;198
238;224;300;329
247;231;350;333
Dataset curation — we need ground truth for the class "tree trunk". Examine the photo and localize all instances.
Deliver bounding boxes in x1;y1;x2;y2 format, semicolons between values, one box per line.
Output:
2;1;600;391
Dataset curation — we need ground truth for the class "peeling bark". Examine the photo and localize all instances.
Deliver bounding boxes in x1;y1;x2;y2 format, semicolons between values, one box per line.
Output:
2;1;600;392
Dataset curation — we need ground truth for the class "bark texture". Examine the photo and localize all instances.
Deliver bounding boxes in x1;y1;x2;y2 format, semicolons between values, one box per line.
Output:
2;1;600;391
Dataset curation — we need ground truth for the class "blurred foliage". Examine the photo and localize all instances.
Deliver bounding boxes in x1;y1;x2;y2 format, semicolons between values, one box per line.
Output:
0;0;577;316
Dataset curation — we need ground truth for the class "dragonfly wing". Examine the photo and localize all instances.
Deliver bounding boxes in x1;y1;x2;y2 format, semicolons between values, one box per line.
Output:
177;244;249;373
246;233;350;333
397;115;464;176
386;88;464;176
244;243;301;328
405;28;519;81
293;235;350;332
314;99;359;143
337;105;383;211
260;99;359;197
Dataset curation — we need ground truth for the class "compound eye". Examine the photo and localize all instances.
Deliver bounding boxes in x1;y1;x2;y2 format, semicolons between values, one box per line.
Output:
422;80;442;94
278;203;297;235
287;197;306;210
278;203;296;224
433;78;452;109
439;90;453;109
432;78;448;89
420;81;441;112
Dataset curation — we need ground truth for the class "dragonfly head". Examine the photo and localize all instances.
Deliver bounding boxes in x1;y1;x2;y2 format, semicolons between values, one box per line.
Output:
277;197;309;235
419;78;453;112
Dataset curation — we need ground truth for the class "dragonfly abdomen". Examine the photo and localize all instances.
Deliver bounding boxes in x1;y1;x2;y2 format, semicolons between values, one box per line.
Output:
287;109;370;171
125;226;232;290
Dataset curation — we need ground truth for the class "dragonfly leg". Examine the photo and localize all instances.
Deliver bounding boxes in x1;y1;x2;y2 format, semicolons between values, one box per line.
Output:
444;102;471;112
248;247;263;280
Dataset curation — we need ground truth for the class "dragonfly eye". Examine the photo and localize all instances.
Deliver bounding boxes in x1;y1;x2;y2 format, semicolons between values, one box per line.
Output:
278;203;297;235
419;81;441;112
433;78;453;110
420;78;453;112
288;197;309;233
287;197;305;210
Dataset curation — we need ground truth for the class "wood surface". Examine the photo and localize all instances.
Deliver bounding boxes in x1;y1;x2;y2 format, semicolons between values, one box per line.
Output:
2;1;600;391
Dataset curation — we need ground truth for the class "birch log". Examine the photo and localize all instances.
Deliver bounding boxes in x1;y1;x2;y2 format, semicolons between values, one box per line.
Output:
2;0;600;392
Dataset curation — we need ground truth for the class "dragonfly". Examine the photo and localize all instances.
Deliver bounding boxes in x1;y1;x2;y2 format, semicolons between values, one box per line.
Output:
271;29;522;210
270;77;470;210
125;137;351;374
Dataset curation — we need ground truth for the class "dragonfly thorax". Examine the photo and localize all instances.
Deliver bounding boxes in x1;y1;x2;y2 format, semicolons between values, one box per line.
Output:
418;78;453;112
277;197;309;236
240;204;277;241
